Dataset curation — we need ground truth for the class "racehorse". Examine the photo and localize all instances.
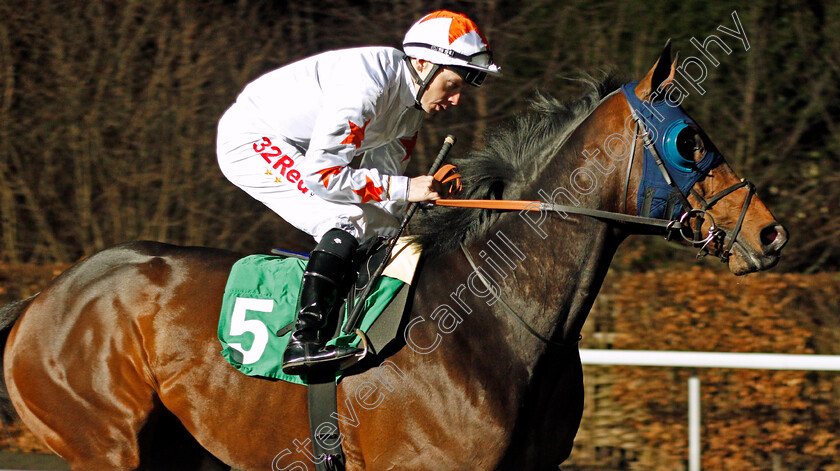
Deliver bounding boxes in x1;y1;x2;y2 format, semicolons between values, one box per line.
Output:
0;44;787;470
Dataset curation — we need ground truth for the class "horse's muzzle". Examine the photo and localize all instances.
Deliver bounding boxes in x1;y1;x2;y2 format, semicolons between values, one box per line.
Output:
728;222;788;275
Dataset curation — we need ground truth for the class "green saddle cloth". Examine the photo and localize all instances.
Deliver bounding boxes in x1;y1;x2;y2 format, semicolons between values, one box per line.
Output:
217;254;405;385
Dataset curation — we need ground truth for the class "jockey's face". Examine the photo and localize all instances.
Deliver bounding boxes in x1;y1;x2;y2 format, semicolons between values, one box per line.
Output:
414;60;466;115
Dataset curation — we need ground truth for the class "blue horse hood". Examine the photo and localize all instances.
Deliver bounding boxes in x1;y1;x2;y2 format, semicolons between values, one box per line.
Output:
620;81;723;219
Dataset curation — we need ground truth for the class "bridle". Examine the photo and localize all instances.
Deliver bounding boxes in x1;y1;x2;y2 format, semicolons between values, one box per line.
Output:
624;89;757;263
442;82;760;348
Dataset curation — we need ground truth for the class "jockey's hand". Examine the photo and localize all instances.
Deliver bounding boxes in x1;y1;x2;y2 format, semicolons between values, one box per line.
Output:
408;175;440;202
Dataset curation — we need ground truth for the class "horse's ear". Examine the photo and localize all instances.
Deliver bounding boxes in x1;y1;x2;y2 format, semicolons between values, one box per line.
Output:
634;39;676;101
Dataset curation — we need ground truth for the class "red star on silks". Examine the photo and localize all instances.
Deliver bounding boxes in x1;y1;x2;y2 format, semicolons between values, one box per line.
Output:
352;176;384;203
340;120;370;150
400;133;418;162
420;11;488;45
315;166;343;188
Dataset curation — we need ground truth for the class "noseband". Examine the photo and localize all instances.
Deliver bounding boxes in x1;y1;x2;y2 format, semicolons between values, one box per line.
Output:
686;181;755;262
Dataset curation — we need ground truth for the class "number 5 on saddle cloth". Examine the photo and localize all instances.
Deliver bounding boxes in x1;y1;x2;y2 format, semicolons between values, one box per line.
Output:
217;237;420;385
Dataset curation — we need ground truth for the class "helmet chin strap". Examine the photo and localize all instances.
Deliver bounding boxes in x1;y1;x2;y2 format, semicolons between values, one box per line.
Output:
404;56;439;110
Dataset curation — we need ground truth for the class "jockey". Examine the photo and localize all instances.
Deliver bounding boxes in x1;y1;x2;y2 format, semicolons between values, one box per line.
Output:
216;10;500;375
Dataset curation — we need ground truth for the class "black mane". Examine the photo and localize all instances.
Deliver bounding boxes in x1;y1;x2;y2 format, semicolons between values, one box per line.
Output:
411;72;624;257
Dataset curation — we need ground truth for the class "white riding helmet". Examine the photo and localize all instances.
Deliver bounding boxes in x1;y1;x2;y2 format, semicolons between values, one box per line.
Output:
403;11;500;107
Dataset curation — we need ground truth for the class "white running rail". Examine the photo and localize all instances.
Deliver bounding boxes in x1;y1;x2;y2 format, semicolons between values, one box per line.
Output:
579;349;840;471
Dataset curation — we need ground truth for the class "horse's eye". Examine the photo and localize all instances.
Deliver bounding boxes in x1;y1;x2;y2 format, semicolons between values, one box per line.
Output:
675;127;703;159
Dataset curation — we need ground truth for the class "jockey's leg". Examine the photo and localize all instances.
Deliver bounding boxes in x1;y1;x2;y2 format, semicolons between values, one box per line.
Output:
282;228;361;375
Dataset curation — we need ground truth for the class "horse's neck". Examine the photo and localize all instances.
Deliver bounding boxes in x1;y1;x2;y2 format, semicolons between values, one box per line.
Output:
499;127;626;351
483;213;617;355
416;210;619;371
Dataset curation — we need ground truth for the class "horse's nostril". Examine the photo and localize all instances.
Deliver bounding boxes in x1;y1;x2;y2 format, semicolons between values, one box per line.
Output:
760;223;788;251
760;226;778;246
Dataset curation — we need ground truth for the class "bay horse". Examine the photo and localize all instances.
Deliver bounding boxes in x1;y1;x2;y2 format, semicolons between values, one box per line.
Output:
0;45;786;470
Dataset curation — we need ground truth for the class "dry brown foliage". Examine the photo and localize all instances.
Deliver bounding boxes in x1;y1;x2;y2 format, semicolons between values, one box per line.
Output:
573;268;840;470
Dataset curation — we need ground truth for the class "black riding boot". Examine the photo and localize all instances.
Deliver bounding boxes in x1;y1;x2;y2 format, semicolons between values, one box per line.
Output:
282;229;362;375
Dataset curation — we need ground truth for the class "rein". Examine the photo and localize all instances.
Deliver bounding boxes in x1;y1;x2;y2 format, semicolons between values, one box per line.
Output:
434;198;684;231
